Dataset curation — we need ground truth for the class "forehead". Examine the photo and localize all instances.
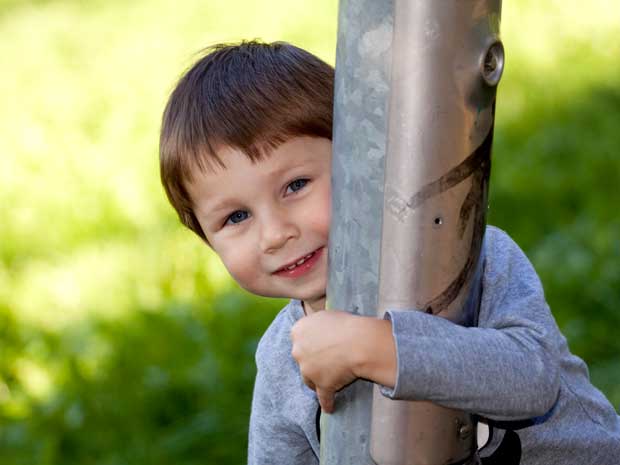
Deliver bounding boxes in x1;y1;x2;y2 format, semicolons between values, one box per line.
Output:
187;136;332;211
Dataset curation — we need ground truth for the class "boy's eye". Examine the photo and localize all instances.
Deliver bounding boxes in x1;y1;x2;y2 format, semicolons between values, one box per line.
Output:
286;178;309;194
225;210;250;226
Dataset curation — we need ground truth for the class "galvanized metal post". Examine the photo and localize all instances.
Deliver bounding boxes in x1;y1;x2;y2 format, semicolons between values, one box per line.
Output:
322;0;393;464
325;1;503;464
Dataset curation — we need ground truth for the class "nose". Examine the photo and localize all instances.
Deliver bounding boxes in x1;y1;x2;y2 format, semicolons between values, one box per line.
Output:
259;207;299;254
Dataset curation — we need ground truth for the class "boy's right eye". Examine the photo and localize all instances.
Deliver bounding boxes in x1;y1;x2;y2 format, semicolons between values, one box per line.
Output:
225;210;250;226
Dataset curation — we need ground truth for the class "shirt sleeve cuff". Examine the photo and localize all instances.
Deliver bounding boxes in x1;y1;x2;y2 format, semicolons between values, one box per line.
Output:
377;308;444;401
378;309;416;399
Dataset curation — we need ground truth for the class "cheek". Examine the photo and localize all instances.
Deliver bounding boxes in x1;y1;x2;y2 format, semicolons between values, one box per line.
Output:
312;183;331;237
314;208;331;239
216;245;259;290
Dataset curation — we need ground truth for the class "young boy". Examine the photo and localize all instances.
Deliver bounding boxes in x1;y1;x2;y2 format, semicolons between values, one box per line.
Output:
159;41;620;464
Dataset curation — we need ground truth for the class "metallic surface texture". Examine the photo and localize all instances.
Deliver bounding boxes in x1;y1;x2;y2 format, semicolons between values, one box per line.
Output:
322;0;393;464
370;1;503;464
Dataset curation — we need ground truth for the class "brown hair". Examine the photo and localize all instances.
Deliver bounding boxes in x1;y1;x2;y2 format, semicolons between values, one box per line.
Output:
159;40;334;241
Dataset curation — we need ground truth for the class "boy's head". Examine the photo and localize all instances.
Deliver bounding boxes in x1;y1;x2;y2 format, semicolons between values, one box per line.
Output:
159;41;334;310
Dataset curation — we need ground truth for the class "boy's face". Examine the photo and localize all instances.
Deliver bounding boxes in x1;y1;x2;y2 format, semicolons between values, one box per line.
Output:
188;137;331;311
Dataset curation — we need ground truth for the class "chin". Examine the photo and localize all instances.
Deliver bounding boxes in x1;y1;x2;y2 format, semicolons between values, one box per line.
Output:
300;290;327;305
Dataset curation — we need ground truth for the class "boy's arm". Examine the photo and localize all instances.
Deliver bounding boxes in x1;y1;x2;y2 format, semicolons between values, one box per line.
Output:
292;228;561;421
248;363;318;465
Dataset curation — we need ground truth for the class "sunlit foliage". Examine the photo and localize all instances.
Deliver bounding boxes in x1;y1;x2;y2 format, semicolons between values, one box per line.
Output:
0;0;618;463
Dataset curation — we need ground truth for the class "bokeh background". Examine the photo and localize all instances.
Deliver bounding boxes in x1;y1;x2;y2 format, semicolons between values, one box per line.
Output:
1;0;618;463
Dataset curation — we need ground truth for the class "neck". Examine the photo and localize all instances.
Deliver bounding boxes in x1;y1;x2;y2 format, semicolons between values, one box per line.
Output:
302;295;326;315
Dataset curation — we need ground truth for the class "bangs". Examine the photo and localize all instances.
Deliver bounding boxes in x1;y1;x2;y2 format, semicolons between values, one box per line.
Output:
159;41;334;240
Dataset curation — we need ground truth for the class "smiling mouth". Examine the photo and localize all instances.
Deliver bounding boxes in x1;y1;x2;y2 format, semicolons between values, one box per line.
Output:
276;250;318;272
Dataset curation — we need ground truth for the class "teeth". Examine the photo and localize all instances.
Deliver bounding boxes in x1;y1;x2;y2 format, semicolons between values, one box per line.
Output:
283;251;316;271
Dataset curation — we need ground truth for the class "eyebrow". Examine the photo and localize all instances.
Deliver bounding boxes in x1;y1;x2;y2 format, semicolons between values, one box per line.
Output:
263;161;308;178
198;198;238;218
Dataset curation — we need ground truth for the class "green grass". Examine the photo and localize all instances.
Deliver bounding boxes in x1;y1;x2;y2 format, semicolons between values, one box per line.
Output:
0;0;618;463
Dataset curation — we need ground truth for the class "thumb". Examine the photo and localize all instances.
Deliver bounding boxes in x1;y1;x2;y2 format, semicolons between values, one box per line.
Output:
316;387;335;414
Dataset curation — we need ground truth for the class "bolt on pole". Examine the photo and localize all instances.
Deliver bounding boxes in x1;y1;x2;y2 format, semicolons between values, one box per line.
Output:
325;1;503;464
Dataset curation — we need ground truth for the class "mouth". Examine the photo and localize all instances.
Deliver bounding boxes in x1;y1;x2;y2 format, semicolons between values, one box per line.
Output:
274;247;325;277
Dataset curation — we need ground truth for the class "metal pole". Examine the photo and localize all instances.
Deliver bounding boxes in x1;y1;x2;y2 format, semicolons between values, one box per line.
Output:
371;1;503;464
322;0;393;464
326;1;503;464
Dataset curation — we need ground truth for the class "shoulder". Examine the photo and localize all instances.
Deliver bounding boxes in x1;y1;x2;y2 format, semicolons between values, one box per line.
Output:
483;225;528;267
482;225;543;293
478;226;552;328
255;300;304;374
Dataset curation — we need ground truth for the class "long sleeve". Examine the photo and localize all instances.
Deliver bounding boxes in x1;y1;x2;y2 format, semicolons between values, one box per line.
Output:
248;364;317;465
380;227;561;421
248;301;320;465
378;227;620;464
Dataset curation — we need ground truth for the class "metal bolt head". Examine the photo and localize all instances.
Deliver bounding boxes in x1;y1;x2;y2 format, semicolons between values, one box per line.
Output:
458;423;474;440
481;41;505;87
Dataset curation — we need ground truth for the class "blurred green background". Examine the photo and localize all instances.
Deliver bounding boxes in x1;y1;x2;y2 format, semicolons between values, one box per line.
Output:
0;0;618;463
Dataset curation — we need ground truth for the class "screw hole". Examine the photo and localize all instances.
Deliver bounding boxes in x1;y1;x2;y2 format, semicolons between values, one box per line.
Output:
434;216;443;226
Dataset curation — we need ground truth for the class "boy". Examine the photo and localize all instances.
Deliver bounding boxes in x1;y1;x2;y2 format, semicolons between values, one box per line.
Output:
159;41;620;464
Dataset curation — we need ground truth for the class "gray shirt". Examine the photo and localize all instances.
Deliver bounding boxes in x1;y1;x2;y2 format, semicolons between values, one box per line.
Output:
248;226;620;464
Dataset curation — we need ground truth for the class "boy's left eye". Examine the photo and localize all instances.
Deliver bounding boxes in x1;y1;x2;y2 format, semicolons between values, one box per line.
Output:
286;178;309;194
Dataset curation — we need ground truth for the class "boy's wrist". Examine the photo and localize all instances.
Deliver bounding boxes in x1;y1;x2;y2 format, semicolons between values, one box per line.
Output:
351;316;397;388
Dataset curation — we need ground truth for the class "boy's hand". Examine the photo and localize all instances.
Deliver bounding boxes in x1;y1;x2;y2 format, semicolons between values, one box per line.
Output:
290;310;396;413
290;311;358;413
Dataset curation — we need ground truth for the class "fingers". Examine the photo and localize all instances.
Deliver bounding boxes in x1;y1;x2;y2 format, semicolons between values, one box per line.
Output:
316;387;335;414
302;376;316;391
304;377;335;413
